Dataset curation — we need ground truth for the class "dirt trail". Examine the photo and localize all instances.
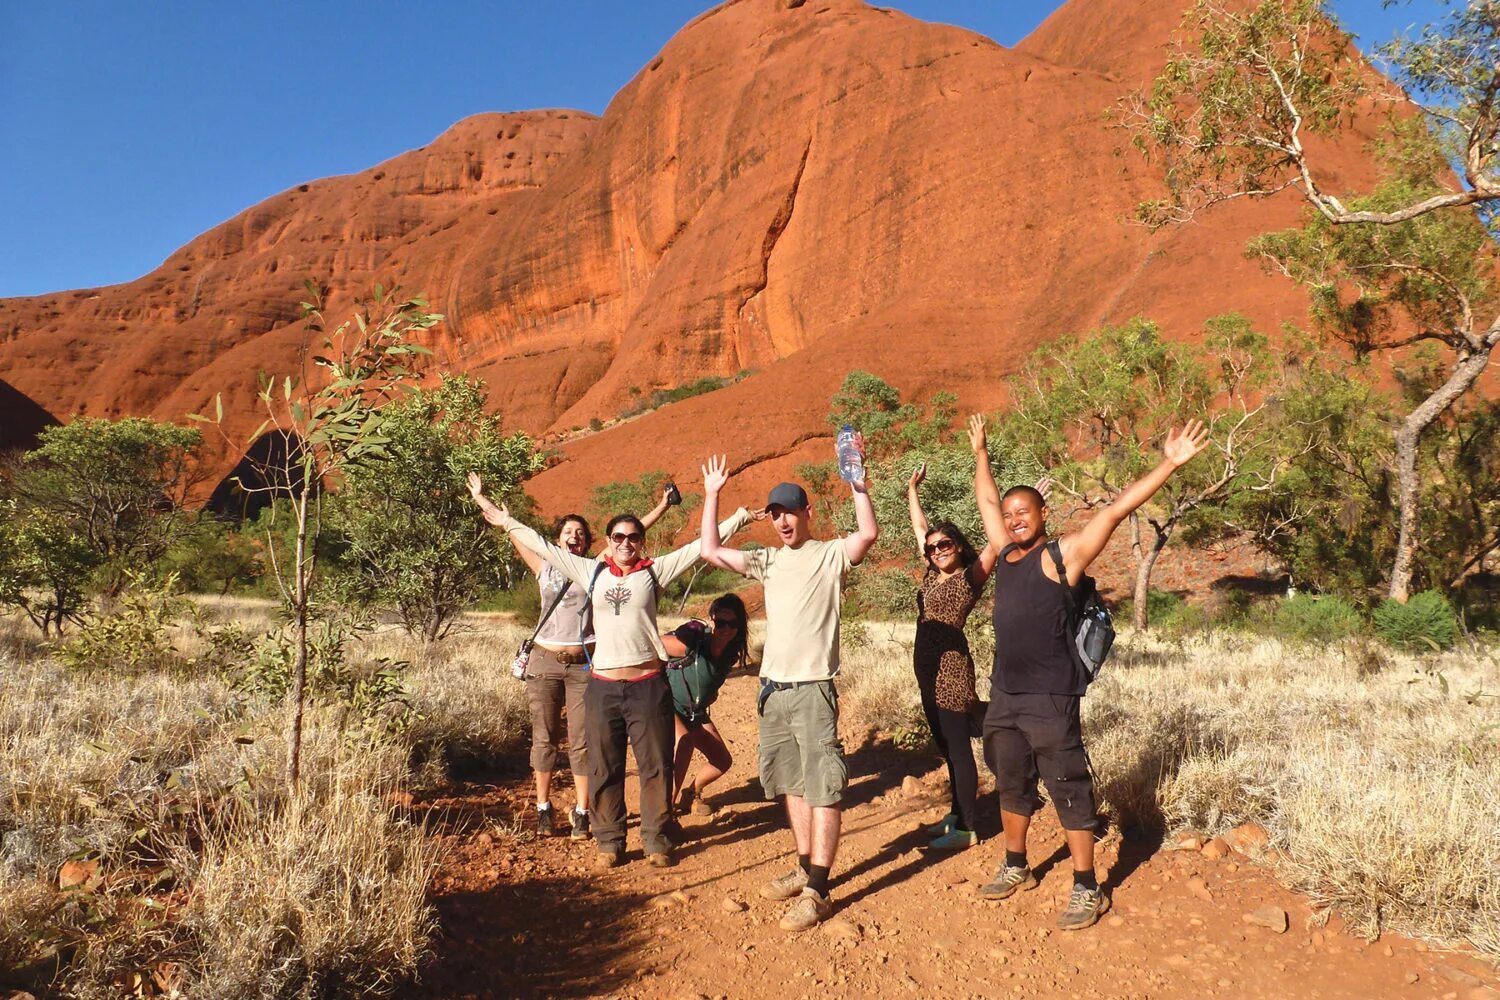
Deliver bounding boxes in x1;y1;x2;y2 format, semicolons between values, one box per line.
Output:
412;674;1498;1000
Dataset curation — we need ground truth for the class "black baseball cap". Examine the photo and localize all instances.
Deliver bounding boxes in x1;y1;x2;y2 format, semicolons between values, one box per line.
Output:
766;482;810;511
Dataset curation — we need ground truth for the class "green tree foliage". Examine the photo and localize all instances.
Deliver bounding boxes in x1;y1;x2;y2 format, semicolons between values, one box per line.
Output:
160;516;264;595
588;471;695;544
994;316;1294;628
334;374;544;642
1236;350;1499;600
1126;0;1500;600
13;417;202;592
0;497;98;636
1373;590;1459;652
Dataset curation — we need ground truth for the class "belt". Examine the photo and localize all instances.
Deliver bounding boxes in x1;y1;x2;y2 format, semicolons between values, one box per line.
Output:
756;677;828;715
536;646;591;665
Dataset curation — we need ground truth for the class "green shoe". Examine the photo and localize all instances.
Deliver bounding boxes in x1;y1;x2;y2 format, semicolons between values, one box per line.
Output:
928;828;978;851
923;812;957;836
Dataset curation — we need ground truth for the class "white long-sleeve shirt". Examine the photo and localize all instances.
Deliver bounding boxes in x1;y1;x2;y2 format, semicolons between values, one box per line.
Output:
501;507;751;670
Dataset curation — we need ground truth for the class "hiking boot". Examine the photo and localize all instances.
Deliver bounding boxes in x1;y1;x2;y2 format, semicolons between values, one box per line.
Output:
928;827;978;851
569;807;590;842
595;846;623;869
759;866;810;901
924;812;957;836
778;887;833;932
1057;884;1110;931
536;803;555;837
978;863;1038;900
647;850;675;869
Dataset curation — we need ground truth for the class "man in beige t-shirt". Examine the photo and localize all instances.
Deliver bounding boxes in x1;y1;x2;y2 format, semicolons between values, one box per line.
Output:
700;455;878;932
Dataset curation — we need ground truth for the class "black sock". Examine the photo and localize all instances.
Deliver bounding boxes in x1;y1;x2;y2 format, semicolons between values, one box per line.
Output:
798;853;811;874
806;864;831;897
1073;870;1098;891
1005;850;1028;870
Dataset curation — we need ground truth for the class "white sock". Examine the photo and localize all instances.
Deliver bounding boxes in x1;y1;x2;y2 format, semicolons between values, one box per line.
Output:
537;801;550;811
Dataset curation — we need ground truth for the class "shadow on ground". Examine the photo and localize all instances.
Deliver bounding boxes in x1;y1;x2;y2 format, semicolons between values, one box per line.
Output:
415;875;652;1000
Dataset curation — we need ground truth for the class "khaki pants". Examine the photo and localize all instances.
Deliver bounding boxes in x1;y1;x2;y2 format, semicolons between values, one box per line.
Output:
526;646;590;776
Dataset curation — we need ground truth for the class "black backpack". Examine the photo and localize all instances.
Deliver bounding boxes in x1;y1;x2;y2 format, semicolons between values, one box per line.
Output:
1044;540;1115;686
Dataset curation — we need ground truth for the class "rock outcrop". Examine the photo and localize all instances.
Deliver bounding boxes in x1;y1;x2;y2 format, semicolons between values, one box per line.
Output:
0;0;1386;515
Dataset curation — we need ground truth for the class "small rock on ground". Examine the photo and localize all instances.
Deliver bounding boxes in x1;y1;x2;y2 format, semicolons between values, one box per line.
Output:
1201;838;1230;860
822;917;861;941
1242;906;1289;933
722;896;747;913
1186;876;1213;903
1224;822;1270;855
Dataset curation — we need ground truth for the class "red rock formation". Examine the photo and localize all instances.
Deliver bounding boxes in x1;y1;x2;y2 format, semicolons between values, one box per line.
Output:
0;0;1389;519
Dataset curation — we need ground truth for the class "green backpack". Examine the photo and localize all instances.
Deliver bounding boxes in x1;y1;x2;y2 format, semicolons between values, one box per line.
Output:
666;620;733;723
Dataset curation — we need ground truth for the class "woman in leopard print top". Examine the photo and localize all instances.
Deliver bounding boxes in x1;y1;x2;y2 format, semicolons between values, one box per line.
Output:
907;460;1001;850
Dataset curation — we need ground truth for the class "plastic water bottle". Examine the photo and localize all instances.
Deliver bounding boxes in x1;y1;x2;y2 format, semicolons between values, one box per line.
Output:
836;424;865;484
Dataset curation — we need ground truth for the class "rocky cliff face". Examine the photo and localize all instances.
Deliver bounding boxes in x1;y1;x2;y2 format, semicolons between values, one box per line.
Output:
0;0;1383;515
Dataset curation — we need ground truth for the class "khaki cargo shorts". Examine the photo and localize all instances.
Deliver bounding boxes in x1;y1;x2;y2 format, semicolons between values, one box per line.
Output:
757;679;846;807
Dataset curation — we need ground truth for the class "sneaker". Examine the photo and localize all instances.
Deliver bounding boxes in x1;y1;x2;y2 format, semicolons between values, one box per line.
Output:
536;803;555;837
647;850;675;868
759;866;810;901
595;846;623;869
1057;884;1110;931
978;863;1038;900
924;812;957;836
778;887;833;932
569;807;590;842
928;828;978;851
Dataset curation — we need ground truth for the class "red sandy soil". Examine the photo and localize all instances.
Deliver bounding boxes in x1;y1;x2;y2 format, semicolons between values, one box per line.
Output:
0;0;1402;519
407;672;1500;1000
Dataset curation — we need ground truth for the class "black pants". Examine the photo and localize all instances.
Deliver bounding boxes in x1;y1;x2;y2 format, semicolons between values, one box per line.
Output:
920;685;979;833
982;690;1097;832
584;673;674;855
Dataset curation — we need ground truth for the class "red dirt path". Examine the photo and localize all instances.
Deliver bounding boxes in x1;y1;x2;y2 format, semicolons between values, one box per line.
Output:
407;672;1499;1000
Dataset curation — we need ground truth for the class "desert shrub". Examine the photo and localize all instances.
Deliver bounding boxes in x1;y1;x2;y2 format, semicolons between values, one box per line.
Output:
55;572;191;673
843;566;917;621
1373;590;1459;652
160;516;263;595
1274;593;1363;644
1118;590;1205;636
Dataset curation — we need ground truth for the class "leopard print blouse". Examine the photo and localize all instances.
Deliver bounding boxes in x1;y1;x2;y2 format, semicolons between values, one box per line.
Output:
914;569;981;712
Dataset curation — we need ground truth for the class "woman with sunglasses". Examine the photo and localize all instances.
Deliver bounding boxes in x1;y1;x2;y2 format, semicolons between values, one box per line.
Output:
906;447;1002;851
499;488;678;843
468;473;751;869
663;593;750;819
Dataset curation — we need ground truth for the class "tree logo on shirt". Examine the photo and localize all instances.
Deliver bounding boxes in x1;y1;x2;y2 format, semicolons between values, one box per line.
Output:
603;583;632;615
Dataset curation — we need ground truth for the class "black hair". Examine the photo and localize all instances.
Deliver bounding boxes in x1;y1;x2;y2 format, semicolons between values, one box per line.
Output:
604;513;646;538
1002;485;1046;508
923;521;979;572
553;513;593;550
708;593;750;670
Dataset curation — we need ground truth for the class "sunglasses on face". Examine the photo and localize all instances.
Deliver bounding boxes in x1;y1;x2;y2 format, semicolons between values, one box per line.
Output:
711;617;738;628
924;539;957;556
609;531;643;544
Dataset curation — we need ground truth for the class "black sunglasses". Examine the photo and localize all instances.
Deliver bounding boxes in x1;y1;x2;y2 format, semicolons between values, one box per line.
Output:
609;531;643;543
924;539;957;555
711;616;739;628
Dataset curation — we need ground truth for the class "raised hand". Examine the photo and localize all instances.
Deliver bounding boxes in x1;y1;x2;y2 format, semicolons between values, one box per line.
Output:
467;471;509;525
1034;475;1054;502
908;461;926;490
1163;420;1211;467
967;414;988;455
750;506;770;522
702;454;730;495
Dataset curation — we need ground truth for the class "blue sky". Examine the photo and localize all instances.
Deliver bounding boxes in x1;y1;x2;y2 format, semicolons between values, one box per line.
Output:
0;1;1445;298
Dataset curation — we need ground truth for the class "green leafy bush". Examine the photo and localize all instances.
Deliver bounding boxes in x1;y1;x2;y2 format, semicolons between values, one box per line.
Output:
56;572;190;673
1373;591;1459;652
1275;593;1363;644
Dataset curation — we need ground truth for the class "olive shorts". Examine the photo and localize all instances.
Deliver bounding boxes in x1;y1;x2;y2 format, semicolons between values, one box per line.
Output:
758;680;847;807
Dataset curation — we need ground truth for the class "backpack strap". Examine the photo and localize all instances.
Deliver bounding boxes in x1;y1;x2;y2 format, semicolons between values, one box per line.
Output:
1045;539;1079;618
527;575;573;645
580;562;609;667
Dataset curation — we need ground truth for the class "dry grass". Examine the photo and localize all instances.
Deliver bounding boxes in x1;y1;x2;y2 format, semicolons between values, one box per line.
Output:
0;610;437;998
837;625;1500;957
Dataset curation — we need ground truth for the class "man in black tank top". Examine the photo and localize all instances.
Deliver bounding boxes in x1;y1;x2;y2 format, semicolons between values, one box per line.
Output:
967;415;1210;931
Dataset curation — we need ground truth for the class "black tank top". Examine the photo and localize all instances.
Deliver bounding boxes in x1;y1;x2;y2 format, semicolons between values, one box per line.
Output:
990;542;1084;696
